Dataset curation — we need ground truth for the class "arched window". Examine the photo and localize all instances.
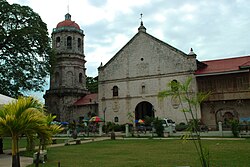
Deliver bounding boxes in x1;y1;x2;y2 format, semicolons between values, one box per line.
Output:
67;36;72;49
79;73;83;83
56;37;60;47
114;116;119;122
113;86;118;97
78;38;81;50
171;79;179;92
141;82;145;94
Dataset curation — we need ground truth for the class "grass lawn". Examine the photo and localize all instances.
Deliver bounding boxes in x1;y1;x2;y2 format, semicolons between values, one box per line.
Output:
24;138;250;167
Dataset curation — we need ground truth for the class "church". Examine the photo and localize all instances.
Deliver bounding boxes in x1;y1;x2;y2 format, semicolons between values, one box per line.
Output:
45;13;250;129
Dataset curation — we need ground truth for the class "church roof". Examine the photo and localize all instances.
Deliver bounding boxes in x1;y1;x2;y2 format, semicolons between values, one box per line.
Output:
56;13;80;30
73;93;98;106
195;55;250;76
99;26;189;69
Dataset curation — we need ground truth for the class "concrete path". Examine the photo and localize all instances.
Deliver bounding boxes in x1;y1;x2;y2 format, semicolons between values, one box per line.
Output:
0;153;33;167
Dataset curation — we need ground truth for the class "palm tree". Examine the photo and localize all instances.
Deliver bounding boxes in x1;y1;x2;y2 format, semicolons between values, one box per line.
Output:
34;114;63;167
0;97;47;167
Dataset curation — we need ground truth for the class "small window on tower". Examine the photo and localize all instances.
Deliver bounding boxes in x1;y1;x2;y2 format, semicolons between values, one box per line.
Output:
56;37;60;47
78;38;81;50
113;86;118;97
79;73;83;83
67;36;72;49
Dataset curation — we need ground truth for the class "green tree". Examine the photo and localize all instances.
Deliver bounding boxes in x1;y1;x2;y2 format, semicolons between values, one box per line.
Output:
34;114;63;167
158;77;210;167
0;97;48;167
0;0;53;98
86;76;98;93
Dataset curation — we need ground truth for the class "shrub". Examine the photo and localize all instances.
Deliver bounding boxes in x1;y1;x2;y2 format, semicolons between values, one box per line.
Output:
230;119;240;137
153;117;164;137
176;122;188;131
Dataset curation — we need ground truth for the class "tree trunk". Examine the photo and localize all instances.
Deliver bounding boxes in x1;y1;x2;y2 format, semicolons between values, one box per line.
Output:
35;139;42;167
12;136;20;167
0;138;4;154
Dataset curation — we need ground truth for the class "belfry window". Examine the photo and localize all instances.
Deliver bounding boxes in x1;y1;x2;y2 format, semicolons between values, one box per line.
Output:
56;37;60;47
113;86;118;97
79;73;83;83
67;36;72;49
78;38;81;50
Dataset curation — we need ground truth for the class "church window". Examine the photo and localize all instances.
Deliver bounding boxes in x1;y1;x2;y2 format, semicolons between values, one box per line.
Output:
56;37;60;47
67;36;72;49
142;85;145;93
78;38;82;50
171;79;179;92
113;86;118;97
79;73;83;83
141;82;145;94
114;116;119;122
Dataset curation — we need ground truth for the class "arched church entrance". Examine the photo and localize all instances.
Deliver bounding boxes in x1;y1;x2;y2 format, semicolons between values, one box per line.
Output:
135;101;154;121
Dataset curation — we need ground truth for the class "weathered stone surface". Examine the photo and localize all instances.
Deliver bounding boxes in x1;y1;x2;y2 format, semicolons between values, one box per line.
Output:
98;30;200;124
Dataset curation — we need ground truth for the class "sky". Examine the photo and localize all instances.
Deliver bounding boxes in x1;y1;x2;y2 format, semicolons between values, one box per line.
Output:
6;0;250;101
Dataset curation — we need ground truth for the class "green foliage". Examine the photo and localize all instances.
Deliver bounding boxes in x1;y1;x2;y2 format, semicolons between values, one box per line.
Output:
0;96;62;167
153;117;164;137
86;76;98;93
230;119;240;137
158;77;210;167
102;122;125;132
0;0;53;98
176;122;189;131
144;116;154;126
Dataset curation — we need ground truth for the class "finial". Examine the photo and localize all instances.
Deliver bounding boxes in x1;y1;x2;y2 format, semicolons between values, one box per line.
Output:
67;0;70;13
138;13;146;32
188;48;196;57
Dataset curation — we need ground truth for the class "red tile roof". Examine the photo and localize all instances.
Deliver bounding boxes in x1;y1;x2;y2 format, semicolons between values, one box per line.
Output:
73;93;98;106
195;56;250;75
57;20;80;29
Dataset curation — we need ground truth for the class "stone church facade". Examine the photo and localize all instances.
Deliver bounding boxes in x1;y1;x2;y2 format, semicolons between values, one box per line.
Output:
98;22;200;125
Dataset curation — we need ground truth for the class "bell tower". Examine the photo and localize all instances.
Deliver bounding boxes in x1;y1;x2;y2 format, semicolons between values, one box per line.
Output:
44;13;88;121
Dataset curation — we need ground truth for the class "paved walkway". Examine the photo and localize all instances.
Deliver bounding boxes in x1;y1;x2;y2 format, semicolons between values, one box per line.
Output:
0;153;33;167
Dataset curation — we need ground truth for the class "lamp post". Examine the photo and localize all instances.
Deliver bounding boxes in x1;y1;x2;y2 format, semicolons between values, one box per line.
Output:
103;107;106;123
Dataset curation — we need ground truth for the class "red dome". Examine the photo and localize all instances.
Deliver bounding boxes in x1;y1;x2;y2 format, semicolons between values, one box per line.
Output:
56;13;80;30
56;20;80;29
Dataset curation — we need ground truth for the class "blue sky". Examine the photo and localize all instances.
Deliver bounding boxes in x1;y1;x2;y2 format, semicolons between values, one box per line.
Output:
7;0;250;101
